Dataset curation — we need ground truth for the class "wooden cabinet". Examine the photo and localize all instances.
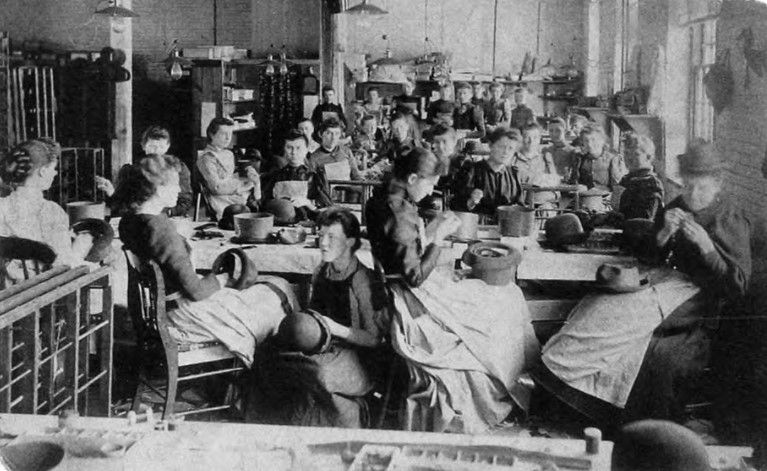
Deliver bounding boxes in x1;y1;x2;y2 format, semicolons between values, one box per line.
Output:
540;79;582;118
191;58;321;153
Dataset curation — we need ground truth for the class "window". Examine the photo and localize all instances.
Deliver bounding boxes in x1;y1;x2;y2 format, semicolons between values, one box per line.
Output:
688;18;717;141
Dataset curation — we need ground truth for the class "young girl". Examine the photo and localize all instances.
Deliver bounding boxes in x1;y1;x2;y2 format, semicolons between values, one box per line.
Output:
116;155;297;367
307;208;390;427
366;147;539;434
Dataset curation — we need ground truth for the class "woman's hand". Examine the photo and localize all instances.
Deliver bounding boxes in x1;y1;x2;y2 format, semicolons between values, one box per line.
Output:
95;176;115;197
467;189;484;210
434;211;462;242
215;272;232;288
291;197;316;210
680;218;716;254
657;208;686;246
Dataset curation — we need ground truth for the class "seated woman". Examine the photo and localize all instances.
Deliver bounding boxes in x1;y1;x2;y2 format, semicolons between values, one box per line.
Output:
97;126;194;218
262;129;333;221
537;140;751;427
115;155;298;367
366;147;539;434
197;117;261;220
306;208;390;427
568;124;627;194
451;126;524;217
0;138;93;274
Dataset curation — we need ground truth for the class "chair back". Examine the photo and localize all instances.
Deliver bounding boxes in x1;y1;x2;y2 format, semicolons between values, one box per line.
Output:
0;236;57;289
123;249;179;359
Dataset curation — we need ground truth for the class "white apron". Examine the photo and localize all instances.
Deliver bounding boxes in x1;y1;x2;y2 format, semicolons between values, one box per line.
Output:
273;181;309;200
542;267;700;407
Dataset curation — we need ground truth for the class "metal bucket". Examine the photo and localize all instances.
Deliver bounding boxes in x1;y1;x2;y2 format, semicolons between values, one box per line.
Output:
497;205;535;237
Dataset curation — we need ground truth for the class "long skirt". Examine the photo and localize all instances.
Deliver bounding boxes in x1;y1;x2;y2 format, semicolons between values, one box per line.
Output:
169;276;298;367
389;266;539;434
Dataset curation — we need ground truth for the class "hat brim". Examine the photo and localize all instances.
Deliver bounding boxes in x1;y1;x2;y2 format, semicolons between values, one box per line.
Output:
595;276;651;293
541;231;590;249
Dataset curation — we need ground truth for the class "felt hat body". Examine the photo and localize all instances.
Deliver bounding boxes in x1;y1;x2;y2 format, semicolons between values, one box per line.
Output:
544;213;589;247
595;263;650;293
0;442;64;471
71;218;115;263
678;140;723;176
264;198;298;226
612;419;711;471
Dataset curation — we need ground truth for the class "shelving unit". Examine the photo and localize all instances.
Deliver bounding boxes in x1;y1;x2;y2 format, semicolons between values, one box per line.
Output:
540;78;582;118
191;58;321;151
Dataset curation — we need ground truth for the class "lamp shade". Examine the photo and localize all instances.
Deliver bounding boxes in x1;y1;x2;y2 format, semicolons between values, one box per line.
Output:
345;0;388;15
95;1;139;17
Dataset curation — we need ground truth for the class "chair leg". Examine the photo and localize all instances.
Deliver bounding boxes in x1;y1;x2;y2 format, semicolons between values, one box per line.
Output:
194;193;201;222
164;354;180;420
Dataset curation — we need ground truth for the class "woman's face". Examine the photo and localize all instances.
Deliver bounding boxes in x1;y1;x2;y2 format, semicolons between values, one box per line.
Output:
298;121;314;139
38;161;58;190
284;138;308;167
522;129;540;154
491;87;504;101
406;174;439;202
318;222;355;264
211;125;233;149
391;119;409;143
582;133;605;157
321;127;343;150
143;138;170;156
549;124;566;144
158;171;181;208
489;136;517;166
432;134;456;159
682;174;721;212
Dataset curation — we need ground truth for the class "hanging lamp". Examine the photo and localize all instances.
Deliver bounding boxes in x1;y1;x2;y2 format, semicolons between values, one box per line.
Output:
95;0;139;17
163;40;192;81
344;0;388;15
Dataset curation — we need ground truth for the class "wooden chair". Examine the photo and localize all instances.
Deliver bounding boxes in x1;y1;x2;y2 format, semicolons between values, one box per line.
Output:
123;249;244;419
328;180;381;225
0;236;56;290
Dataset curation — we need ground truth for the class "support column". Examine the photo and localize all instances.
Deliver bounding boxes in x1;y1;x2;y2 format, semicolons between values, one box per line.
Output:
584;0;600;97
109;0;133;177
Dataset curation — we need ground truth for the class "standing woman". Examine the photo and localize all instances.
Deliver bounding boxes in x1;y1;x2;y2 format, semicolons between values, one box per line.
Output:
366;147;539;434
0;138;93;271
197;117;261;220
116;155;297;367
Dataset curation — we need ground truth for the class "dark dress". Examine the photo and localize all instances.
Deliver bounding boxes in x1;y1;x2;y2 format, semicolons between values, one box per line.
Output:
450;160;524;215
308;256;390;428
262;163;333;220
617;168;665;221
453;103;486;138
311;102;347;130
510;105;535;130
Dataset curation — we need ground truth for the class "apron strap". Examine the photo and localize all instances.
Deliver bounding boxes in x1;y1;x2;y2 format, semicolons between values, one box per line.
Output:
255;280;294;316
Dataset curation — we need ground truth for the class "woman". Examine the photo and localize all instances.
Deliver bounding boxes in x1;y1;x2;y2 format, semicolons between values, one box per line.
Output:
116;155;297;367
365;147;539;434
262;129;332;221
307;208;390;427
451;126;524;216
0;138;93;272
538;140;751;426
196;117;261;220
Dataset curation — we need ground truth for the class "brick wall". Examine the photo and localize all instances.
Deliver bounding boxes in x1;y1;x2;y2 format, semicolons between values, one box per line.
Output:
715;0;767;308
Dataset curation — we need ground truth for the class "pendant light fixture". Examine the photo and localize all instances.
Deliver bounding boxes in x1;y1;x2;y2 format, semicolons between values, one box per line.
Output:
95;0;139;18
344;0;388;15
163;39;192;81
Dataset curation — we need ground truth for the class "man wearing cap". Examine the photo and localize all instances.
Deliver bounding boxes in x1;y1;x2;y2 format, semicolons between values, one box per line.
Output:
451;127;524;217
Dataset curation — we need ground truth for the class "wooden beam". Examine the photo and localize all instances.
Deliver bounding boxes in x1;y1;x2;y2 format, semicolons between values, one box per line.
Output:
110;0;133;178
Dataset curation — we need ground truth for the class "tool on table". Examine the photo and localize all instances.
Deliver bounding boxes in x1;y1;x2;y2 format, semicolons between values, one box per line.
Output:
127;405;155;426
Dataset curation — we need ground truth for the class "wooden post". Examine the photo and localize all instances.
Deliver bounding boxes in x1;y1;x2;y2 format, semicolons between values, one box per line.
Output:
110;0;133;177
